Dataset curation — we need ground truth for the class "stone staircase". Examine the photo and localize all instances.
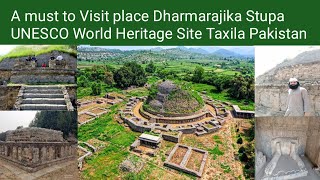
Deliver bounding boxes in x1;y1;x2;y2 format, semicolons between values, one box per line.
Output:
14;85;74;111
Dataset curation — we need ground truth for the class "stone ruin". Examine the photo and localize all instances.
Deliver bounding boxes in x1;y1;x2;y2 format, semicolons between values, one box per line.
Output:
0;51;77;111
256;49;320;116
164;144;208;177
130;133;162;157
0;127;77;173
147;80;202;115
120;95;230;137
0;51;77;84
14;85;75;111
255;117;320;179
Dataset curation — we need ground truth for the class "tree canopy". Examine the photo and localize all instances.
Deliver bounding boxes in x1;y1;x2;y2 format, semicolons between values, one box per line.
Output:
29;111;77;139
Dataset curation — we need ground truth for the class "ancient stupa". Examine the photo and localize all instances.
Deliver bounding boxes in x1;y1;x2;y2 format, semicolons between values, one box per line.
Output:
144;80;203;116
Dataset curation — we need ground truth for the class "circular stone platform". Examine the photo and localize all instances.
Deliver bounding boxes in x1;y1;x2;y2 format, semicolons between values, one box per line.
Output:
120;94;230;136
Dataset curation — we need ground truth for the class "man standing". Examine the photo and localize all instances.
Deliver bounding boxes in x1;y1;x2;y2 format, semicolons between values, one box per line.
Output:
285;78;311;116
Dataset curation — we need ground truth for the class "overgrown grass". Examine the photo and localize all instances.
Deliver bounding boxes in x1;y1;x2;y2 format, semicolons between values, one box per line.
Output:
220;163;231;173
0;45;76;61
208;145;224;160
188;82;254;111
213;135;223;144
79;103;139;179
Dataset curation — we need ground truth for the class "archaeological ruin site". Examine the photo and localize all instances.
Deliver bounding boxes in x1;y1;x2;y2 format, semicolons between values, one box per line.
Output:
119;80;233;138
78;80;254;178
255;117;320;180
0;127;78;179
0;47;77;111
256;49;320;116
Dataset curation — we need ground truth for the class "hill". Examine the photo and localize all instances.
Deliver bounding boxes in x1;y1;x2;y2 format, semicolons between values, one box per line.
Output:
256;49;320;84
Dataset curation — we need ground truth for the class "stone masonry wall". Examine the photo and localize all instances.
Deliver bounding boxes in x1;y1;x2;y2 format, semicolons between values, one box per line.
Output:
0;86;21;110
256;62;320;84
305;118;320;166
255;84;320;116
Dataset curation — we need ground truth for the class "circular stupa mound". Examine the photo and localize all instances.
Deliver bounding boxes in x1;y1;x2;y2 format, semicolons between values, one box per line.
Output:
144;80;203;116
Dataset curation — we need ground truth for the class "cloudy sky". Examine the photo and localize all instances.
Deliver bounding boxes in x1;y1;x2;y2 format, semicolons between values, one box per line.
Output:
255;46;320;77
0;111;37;133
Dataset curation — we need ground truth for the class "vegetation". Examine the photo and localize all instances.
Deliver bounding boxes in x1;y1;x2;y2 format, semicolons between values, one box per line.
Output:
91;82;102;96
77;57;254;110
29;111;77;138
0;45;77;61
145;61;156;73
79;104;139;179
144;81;203;114
234;119;255;179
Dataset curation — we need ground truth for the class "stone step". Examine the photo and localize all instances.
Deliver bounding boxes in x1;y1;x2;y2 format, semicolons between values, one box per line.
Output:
23;89;62;94
19;104;67;110
22;98;66;105
23;93;64;99
24;86;62;90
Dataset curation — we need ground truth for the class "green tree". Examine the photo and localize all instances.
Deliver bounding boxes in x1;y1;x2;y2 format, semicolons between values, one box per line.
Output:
114;66;134;88
145;61;156;73
104;71;114;85
29;111;77;139
192;66;204;83
114;62;147;88
91;82;101;95
237;137;243;144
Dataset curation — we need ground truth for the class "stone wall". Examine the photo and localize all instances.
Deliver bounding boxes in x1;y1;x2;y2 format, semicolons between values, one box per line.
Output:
0;142;76;172
6;128;64;142
255;84;320;116
161;132;182;143
140;107;211;124
305;118;320;166
66;85;77;105
0;86;21;110
0;128;76;172
0;51;77;70
10;69;75;84
164;144;208;177
256;62;320;84
0;70;12;82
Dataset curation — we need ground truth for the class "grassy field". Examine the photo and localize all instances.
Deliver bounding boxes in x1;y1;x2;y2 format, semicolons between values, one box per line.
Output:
79;103;139;179
0;45;76;61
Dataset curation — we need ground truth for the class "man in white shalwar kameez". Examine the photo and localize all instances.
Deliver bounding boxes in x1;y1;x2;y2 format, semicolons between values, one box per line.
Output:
284;78;311;116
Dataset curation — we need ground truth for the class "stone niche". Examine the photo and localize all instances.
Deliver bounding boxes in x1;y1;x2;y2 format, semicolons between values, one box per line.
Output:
255;117;320;180
0;127;76;173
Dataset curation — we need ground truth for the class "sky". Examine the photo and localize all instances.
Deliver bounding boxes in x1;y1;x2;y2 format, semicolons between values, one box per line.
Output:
0;45;17;55
255;46;320;77
0;111;37;133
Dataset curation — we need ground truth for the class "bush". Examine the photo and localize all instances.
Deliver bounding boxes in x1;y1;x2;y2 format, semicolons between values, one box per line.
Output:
91;82;101;96
238;146;245;153
237;137;243;144
239;153;248;162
